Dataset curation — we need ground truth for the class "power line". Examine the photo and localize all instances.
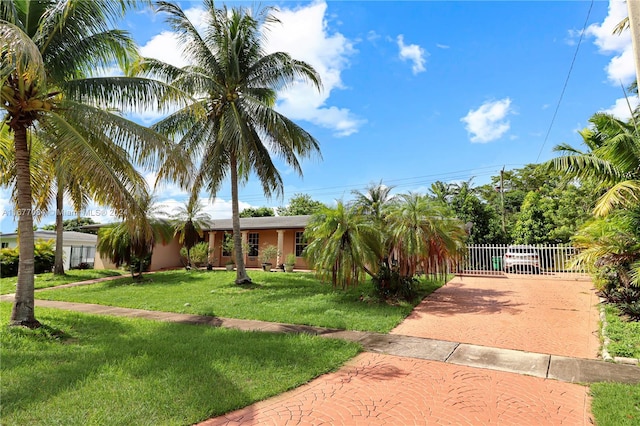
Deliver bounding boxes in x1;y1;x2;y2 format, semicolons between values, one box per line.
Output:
189;164;525;205
535;0;594;163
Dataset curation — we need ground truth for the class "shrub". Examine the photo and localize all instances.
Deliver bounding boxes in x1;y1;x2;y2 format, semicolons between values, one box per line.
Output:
0;240;55;277
34;240;55;274
180;242;210;267
0;247;19;277
285;253;296;266
372;264;419;301
259;244;279;265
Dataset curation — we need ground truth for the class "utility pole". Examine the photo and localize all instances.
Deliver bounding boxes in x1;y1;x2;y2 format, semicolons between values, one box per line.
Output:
500;166;506;234
628;0;640;90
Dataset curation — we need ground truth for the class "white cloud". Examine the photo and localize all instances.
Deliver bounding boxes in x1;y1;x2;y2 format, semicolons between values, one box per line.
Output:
367;30;380;42
140;31;190;68
436;43;450;49
396;35;427;74
138;2;363;137
586;0;636;85
461;98;513;143
265;1;364;137
600;96;640;121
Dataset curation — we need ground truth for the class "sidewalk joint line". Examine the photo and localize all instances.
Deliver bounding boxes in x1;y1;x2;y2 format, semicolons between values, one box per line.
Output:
443;342;460;363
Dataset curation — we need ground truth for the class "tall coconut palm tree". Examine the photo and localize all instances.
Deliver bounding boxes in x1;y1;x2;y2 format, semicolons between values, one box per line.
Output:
172;195;212;268
137;0;322;284
1;0;183;327
548;113;640;217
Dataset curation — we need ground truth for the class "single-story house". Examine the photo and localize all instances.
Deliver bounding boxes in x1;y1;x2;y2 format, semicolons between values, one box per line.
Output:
93;215;311;271
0;230;97;270
205;215;311;269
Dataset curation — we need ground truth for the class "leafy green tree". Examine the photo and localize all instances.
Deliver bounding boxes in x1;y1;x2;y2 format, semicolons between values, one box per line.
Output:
511;191;551;244
548;113;640;217
1;0;181;327
277;194;326;216
172;196;211;268
142;1;322;284
451;190;500;244
41;217;98;234
239;207;275;218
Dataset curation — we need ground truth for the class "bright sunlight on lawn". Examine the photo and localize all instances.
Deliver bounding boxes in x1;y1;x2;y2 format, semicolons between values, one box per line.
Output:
0;269;124;295
0;303;360;425
591;382;640;426
36;270;446;332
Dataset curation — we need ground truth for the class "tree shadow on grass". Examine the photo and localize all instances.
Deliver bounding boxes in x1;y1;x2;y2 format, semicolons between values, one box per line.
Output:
1;307;358;425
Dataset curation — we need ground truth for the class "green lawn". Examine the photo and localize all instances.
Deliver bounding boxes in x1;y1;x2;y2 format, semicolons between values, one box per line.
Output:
0;303;360;425
36;270;445;332
0;269;125;294
604;304;640;359
591;382;640;426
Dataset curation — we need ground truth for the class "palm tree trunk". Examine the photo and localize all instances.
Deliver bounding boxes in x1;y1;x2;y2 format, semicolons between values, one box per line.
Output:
230;154;251;284
53;184;65;275
10;124;40;328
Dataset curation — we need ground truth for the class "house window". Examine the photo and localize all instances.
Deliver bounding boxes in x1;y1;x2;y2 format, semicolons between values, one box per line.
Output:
295;231;307;257
70;246;96;269
248;233;259;257
1;242;8;249
222;233;233;256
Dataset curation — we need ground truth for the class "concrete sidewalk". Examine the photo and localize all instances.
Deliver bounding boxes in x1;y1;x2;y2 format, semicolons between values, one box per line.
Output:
2;294;638;385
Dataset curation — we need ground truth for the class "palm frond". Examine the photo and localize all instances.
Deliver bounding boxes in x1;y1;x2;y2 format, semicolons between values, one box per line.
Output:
594;180;640;217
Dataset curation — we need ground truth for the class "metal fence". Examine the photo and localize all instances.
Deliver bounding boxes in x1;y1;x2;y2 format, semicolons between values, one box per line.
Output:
457;244;588;277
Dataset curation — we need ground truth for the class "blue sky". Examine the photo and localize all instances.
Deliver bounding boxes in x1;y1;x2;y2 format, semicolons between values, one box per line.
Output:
1;0;638;232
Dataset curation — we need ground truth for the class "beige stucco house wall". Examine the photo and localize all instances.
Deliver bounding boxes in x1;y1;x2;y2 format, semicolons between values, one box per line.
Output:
205;215;310;270
92;215;310;272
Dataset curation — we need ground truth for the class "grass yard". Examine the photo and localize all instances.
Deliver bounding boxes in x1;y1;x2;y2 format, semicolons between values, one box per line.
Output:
0;269;125;295
0;303;360;426
36;270;445;333
591;382;640;426
604;304;640;359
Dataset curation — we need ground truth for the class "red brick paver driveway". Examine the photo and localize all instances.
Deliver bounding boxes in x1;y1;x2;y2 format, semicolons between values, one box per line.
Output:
202;353;590;426
392;275;600;359
200;275;598;425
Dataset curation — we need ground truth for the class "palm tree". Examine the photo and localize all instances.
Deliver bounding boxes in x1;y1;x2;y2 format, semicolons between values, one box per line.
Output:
172;196;212;268
429;181;454;205
138;1;322;284
386;193;466;279
351;181;395;222
304;202;381;288
548;113;640;217
571;209;640;308
97;192;173;279
1;1;183;327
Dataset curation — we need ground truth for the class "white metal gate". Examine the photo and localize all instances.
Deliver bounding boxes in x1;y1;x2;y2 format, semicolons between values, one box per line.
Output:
457;244;588;277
